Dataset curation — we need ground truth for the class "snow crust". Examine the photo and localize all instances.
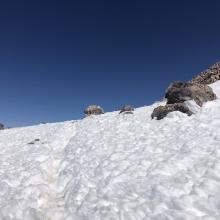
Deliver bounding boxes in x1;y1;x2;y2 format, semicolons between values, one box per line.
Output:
0;81;220;220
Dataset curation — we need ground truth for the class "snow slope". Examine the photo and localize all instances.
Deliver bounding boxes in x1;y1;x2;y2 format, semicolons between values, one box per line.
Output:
0;81;220;220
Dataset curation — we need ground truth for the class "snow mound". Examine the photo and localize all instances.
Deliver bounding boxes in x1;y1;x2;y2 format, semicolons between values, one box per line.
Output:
0;81;220;220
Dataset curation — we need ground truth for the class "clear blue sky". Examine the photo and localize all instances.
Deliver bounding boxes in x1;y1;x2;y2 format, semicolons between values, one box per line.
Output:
1;0;220;127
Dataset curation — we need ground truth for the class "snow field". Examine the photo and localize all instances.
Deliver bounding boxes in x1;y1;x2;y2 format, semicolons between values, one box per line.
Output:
0;81;220;219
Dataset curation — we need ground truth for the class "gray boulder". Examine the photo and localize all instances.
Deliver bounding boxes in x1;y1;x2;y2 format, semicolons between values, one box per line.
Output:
165;81;216;107
151;103;193;120
119;104;134;114
84;105;104;116
0;123;4;130
190;61;220;85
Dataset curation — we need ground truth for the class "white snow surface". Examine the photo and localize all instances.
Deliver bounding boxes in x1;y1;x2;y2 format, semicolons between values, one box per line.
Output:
1;82;220;220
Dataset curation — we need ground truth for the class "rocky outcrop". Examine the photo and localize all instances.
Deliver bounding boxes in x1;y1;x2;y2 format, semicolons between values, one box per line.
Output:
152;80;216;120
190;61;220;85
151;62;219;120
84;105;104;116
165;81;216;107
0;123;4;130
119;105;134;114
151;103;193;120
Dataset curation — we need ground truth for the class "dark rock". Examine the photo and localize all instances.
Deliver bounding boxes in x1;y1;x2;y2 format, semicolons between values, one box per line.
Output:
40;122;47;124
151;103;193;120
84;105;104;116
190;61;220;85
119;104;134;114
165;81;216;107
0;123;4;130
28;139;40;145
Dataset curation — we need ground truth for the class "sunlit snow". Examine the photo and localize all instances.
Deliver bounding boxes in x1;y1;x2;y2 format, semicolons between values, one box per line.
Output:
0;81;220;220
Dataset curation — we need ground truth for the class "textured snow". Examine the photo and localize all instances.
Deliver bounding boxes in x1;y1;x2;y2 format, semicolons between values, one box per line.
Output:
0;82;220;220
